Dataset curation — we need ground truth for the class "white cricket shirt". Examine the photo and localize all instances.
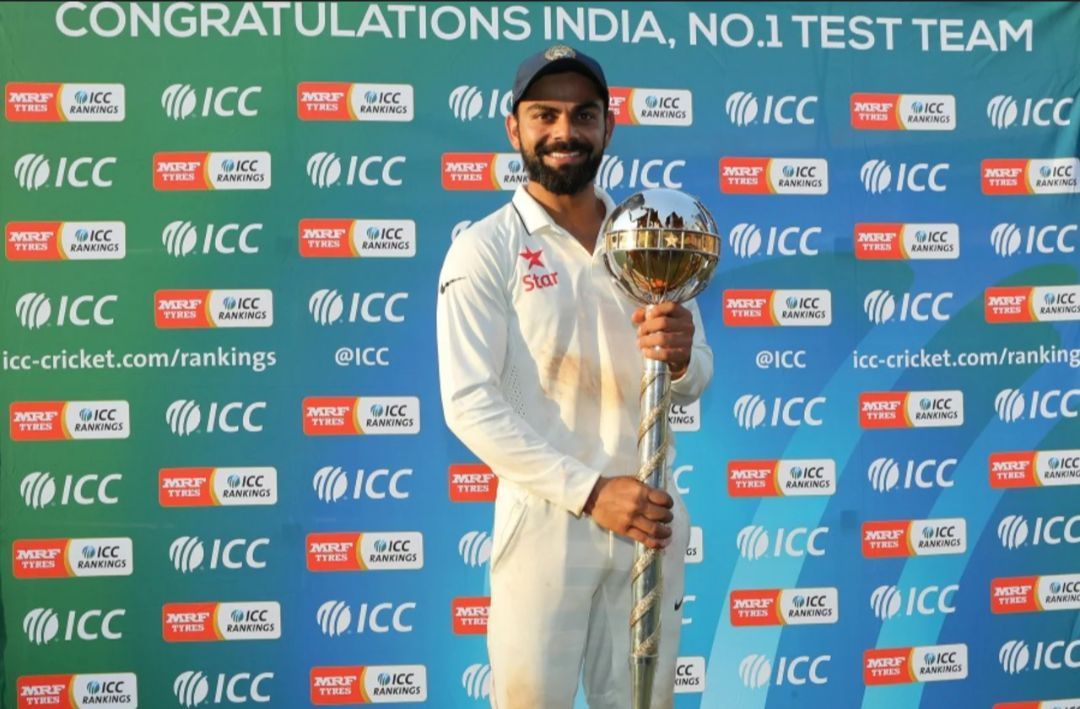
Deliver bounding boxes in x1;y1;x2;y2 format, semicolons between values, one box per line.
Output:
437;185;713;516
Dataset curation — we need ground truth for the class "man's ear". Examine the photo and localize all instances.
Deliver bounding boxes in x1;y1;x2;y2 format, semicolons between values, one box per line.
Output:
603;109;615;149
506;111;521;151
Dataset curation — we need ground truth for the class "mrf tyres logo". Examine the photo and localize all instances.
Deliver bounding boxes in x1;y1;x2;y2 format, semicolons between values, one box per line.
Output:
310;665;427;704
10;401;130;441
441;152;524;191
306;532;423;571
854;223;959;260
155;289;273;328
17;673;138;709
12;537;133;578
989;450;1080;488
723;289;831;326
985;286;1080;323
162;601;280;642
160;467;278;507
7;82;124;122
850;93;956;130
303;397;419;436
297;82;414;121
154;151;270;190
719;157;828;195
991;574;1080;614
299;219;416;258
862;518;967;557
727;459;836;497
6;221;126;261
864;644;968;685
982;158;1080;195
730;588;839;626
859;391;964;429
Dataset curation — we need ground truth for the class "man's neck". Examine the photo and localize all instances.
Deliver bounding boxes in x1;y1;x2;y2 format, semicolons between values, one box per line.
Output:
526;181;606;253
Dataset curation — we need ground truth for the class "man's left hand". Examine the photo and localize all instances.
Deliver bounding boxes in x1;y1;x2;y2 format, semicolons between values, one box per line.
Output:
632;302;694;378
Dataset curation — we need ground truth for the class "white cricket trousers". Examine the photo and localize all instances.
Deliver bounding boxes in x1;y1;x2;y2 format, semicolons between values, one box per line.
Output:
486;479;691;709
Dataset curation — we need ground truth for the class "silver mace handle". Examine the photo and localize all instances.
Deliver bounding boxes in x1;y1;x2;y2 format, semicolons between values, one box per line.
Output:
630;352;671;709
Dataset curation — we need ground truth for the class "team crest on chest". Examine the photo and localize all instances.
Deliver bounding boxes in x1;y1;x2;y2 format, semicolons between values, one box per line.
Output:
519;247;560;292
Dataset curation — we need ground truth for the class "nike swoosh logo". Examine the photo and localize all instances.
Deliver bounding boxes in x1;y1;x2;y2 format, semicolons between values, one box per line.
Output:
674;597;684;611
440;277;465;295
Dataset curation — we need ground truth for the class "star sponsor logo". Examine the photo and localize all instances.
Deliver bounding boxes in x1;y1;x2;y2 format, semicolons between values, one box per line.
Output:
991;574;1080;614
298;219;416;258
727;459;836;497
451;596;490;634
985;285;1080;323
154;289;273;328
864;644;968;685
723;289;831;326
719;157;828;195
297;82;414;121
854;223;959;260
159;467;278;507
441;152;525;191
162;601;280;642
850;93;956;131
607;87;693;126
302;397;420;436
5;221;126;261
12;537;133;578
306;532;424;572
990;450;1080;488
518;247;560;292
6;82;125;122
17;673;138;709
153;151;271;190
982;158;1080;195
9;401;130;441
310;665;427;704
448;464;497;502
859;391;964;429
862;518;967;558
730;587;839;626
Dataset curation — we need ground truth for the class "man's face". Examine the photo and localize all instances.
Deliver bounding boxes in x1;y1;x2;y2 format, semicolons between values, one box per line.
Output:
507;71;614;196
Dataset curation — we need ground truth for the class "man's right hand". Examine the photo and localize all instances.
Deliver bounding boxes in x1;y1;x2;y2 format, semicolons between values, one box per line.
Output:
582;476;674;549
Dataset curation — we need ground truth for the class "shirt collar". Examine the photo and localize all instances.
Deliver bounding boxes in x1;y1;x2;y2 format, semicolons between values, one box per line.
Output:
512;184;617;236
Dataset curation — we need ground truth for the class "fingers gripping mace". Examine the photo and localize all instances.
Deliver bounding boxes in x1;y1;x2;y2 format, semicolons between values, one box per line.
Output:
601;189;720;709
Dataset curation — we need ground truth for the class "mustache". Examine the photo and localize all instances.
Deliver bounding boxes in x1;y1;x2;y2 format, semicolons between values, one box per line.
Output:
536;140;594;156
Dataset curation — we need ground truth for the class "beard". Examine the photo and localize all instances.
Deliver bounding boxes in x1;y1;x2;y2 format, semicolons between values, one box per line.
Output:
520;137;603;195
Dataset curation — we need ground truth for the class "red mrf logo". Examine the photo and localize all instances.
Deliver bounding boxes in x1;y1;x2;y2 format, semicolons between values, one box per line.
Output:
859;393;905;428
449;464;497;502
990;577;1038;613
719;158;768;193
452;597;490;634
989;452;1036;488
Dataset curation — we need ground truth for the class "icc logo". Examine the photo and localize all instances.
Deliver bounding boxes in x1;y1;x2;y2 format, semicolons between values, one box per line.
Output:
725;91;817;126
161;84;261;119
860;159;948;193
306;151;405;188
14;153;116;189
987;95;1074;129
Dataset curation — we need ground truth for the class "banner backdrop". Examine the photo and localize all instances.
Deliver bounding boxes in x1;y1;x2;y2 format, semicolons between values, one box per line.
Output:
2;2;1079;708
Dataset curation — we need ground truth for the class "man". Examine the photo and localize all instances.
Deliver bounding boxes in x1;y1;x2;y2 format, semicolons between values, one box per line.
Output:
436;45;713;708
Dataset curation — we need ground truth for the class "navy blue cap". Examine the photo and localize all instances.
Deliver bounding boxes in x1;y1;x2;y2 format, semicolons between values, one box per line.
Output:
511;45;608;112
